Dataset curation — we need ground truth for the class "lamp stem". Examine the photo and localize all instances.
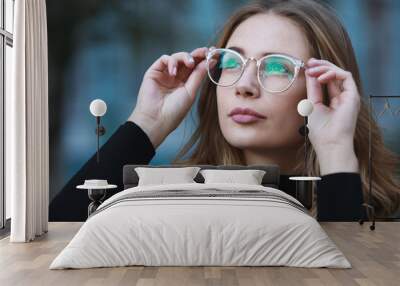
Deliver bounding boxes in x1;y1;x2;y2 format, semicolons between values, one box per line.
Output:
368;95;372;206
304;116;308;176
96;116;100;164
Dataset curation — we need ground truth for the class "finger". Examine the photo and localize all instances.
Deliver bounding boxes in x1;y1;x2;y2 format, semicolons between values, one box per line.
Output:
148;54;171;74
330;96;340;109
307;59;348;82
306;58;337;68
317;70;337;83
336;70;357;93
170;52;196;69
305;65;330;77
320;68;356;93
190;47;209;59
185;59;208;99
317;70;342;101
307;58;358;95
305;71;324;105
168;56;178;76
317;70;344;94
327;83;342;108
208;58;218;69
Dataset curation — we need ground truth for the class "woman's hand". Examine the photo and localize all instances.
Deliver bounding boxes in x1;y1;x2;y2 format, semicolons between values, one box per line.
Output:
128;47;210;149
305;58;361;175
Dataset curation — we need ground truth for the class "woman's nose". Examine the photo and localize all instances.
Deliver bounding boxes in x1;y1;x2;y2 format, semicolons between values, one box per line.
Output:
234;59;260;98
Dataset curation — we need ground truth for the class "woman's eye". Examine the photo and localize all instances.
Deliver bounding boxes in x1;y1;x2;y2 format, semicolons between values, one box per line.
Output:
265;61;289;75
220;54;240;69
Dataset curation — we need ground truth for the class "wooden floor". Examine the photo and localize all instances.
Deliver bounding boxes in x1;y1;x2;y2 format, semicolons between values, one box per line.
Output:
0;222;399;286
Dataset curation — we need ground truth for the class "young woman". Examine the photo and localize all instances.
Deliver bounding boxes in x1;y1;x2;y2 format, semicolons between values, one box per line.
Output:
50;0;400;222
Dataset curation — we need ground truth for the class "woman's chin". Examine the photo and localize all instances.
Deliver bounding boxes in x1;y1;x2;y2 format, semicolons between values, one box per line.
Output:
223;130;301;151
222;125;268;141
223;134;269;149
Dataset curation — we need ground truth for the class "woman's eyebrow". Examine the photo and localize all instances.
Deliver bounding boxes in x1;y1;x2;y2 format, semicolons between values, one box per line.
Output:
227;46;292;58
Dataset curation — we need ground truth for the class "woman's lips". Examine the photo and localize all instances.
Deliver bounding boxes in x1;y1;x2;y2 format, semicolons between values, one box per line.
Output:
228;107;267;124
231;114;265;123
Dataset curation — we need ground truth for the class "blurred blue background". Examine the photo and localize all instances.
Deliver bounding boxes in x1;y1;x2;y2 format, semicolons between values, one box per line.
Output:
47;0;400;202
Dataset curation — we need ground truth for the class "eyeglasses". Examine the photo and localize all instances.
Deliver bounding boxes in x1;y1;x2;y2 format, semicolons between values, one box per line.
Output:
206;48;305;93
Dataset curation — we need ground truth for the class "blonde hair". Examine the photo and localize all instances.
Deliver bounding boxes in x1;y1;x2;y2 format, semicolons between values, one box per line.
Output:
172;0;400;217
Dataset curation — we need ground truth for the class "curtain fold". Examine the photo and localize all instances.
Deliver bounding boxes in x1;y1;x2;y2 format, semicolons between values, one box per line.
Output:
8;0;49;242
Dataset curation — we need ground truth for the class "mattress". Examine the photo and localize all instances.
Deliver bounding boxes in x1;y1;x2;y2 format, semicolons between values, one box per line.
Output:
49;183;351;269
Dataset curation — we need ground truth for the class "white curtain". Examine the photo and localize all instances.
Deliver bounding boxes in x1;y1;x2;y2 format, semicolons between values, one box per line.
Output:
7;0;49;242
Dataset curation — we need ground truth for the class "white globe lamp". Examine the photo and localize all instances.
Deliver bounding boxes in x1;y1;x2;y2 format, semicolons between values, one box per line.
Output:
89;99;107;163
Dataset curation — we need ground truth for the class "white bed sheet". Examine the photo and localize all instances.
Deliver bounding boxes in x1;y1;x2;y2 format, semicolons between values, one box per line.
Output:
49;183;351;269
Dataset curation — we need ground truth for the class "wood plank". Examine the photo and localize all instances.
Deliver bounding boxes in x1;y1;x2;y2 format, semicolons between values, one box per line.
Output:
0;222;399;286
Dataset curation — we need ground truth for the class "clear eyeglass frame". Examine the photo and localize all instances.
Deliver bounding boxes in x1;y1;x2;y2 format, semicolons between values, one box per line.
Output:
206;47;306;93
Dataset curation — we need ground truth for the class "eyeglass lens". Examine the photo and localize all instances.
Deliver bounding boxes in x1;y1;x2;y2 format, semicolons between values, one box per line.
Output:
207;49;296;92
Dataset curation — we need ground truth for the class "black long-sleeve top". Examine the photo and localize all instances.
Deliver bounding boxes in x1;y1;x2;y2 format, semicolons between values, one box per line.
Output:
49;121;366;222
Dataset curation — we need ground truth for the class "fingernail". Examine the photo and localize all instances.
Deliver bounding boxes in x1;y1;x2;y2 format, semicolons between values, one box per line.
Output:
189;56;195;64
172;66;177;75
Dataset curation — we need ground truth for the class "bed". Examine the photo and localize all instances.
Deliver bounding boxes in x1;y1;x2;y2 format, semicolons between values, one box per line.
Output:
49;164;350;269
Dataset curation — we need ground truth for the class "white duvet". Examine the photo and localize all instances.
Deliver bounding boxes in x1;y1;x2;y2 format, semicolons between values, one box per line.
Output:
49;183;351;269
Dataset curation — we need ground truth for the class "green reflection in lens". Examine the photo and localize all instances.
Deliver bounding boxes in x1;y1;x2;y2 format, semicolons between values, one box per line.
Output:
219;52;240;69
264;57;293;79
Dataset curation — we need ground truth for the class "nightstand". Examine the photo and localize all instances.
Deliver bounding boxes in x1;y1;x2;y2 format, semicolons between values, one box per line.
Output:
289;176;321;209
77;180;117;217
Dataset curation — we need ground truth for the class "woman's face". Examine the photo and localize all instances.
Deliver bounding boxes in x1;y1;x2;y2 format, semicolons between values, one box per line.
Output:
217;13;311;152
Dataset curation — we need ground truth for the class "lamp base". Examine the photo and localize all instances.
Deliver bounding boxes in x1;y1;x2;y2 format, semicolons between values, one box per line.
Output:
359;203;376;231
